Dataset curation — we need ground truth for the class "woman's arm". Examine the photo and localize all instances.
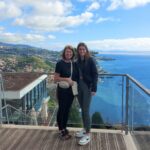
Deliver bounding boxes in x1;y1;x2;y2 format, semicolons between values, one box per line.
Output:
54;73;73;86
90;57;98;92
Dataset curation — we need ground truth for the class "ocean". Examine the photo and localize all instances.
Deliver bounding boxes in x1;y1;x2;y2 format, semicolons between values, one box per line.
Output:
90;53;150;125
98;54;150;88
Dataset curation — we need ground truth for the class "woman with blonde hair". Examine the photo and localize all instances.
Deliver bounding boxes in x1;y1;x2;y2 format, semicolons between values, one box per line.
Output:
54;45;78;140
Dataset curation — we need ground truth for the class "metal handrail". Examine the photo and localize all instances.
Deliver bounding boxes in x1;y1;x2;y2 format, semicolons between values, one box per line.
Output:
126;74;150;95
99;73;150;95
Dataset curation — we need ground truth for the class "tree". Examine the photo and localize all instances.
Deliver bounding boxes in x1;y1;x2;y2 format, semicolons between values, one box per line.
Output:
68;100;82;127
92;112;105;129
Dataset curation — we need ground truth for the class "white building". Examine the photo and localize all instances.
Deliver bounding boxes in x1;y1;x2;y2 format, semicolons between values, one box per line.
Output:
0;72;50;123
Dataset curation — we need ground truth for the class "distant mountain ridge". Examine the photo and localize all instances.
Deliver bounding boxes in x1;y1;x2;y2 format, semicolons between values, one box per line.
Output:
0;42;59;57
0;42;59;72
0;42;37;49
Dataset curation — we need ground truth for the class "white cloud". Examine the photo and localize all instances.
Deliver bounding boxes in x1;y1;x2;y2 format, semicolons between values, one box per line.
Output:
87;1;100;11
14;12;93;32
42;37;150;52
65;12;93;26
96;17;118;23
0;26;5;32
0;0;92;32
14;18;24;25
32;1;73;16
25;34;45;41
48;35;56;40
107;0;121;11
62;29;74;33
0;32;45;43
0;32;22;42
12;0;72;16
0;1;22;20
86;38;150;51
108;0;150;11
78;0;88;2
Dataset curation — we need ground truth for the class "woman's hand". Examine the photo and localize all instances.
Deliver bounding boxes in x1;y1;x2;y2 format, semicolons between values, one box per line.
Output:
91;92;96;96
54;73;73;86
66;78;73;86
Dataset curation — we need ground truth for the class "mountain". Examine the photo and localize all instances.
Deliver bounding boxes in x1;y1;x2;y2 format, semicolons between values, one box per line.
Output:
0;42;60;73
0;42;59;59
0;42;36;49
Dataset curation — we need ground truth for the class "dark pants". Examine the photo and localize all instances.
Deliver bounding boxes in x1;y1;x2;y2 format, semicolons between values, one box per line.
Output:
57;86;74;131
78;80;92;132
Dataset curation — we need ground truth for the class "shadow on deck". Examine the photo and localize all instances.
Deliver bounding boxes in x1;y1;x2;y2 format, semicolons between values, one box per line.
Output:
0;125;135;150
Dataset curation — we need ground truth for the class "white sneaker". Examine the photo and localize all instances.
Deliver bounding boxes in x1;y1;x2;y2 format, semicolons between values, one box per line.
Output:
78;134;91;145
75;129;86;138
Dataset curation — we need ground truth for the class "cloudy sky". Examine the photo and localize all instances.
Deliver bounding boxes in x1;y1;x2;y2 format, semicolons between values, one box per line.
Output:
0;0;150;52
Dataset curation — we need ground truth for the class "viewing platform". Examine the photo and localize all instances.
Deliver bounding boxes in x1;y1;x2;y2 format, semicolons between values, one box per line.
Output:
0;125;136;150
0;73;150;150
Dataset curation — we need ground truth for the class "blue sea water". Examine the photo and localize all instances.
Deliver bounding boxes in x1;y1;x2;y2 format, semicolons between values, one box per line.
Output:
90;54;150;126
99;54;150;89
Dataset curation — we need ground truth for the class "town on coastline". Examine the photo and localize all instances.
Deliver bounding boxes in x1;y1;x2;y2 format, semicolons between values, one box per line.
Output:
0;42;115;74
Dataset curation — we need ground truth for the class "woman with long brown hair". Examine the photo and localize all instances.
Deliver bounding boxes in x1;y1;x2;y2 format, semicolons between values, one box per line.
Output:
75;42;98;145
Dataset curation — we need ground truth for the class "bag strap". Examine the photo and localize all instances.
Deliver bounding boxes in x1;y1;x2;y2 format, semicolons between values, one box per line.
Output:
70;61;73;78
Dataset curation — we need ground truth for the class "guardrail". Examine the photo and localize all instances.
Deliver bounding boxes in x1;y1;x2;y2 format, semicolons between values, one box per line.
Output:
0;73;150;134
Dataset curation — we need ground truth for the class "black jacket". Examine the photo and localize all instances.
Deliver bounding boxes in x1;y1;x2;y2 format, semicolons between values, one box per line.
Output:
77;57;98;92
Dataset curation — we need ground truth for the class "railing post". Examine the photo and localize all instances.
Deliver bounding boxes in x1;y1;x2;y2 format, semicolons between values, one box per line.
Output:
0;74;9;124
121;76;124;132
0;74;3;125
125;76;129;135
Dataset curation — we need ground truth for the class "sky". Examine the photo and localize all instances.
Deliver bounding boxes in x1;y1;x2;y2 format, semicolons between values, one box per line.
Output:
0;0;150;53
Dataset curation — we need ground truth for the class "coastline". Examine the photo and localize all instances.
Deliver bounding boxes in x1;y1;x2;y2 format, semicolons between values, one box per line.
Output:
94;54;115;74
97;51;150;56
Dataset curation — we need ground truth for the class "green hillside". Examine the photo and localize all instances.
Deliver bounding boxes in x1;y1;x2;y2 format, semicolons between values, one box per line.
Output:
16;56;54;72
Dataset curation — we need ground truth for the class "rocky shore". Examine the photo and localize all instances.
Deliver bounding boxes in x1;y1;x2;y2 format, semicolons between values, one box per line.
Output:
94;55;116;74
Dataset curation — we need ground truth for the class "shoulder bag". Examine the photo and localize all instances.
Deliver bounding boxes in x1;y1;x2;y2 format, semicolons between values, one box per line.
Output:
58;61;78;96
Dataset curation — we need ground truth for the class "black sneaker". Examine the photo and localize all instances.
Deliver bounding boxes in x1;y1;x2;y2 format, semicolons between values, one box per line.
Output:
59;129;71;140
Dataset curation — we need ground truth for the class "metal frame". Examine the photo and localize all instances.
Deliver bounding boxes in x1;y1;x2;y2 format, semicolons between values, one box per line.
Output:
99;73;150;134
1;73;150;132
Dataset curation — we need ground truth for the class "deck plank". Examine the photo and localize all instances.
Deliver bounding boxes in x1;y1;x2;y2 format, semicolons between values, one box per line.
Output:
134;134;150;150
0;128;128;150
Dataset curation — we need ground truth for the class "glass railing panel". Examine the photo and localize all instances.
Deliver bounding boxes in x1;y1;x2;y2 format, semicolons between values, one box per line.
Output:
67;98;82;127
1;103;57;126
128;79;150;150
128;80;150;131
2;105;37;125
67;75;126;129
91;75;125;129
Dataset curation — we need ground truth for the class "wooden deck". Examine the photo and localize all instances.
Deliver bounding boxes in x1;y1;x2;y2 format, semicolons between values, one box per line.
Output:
0;125;133;150
132;131;150;150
